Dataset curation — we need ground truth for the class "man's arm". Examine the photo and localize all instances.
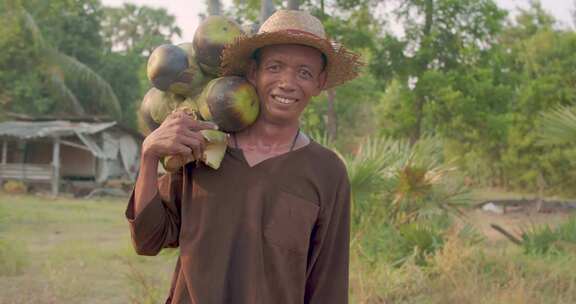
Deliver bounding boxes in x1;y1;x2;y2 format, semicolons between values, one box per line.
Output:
304;171;351;304
126;111;217;256
125;156;183;256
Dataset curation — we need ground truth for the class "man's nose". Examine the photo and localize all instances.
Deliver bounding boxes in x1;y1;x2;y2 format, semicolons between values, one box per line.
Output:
278;71;297;91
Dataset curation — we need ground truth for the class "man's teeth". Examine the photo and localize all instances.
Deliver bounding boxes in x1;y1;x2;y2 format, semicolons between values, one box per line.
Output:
273;95;296;104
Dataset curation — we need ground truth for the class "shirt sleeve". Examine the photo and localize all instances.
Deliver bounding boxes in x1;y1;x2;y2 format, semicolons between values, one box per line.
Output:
304;170;351;304
125;168;184;256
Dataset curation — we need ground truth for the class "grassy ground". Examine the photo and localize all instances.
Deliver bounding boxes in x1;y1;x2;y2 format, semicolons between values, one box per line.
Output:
1;191;576;303
0;193;176;304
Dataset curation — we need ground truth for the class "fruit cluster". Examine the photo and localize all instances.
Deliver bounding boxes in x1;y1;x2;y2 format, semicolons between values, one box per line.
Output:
138;16;260;171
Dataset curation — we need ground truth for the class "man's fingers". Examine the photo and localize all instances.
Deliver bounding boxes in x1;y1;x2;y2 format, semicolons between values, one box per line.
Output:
173;133;205;161
172;143;192;156
191;143;203;161
189;119;219;131
168;109;218;131
180;133;206;152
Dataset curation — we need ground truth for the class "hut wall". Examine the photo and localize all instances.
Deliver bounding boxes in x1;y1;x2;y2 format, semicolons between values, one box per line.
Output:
60;144;95;178
25;140;52;164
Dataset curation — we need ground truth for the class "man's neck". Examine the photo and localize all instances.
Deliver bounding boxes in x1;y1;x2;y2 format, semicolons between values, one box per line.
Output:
234;119;300;152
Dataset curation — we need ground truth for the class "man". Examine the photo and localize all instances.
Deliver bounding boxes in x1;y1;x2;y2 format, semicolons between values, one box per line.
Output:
126;10;361;304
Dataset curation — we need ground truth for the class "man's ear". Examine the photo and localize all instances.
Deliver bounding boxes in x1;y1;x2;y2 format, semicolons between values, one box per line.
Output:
312;70;328;97
247;60;258;86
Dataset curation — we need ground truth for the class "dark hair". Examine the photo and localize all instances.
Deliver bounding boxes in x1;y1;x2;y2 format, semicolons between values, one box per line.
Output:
251;46;327;71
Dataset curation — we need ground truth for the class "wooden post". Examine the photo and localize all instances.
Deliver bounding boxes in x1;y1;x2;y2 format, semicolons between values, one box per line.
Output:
0;139;6;187
52;137;60;196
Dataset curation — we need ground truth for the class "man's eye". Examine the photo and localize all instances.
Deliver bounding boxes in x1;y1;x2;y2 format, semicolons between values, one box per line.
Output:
266;65;280;72
299;69;312;80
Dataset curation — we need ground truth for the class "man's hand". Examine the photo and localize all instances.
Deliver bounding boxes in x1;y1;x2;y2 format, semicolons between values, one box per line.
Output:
142;110;218;162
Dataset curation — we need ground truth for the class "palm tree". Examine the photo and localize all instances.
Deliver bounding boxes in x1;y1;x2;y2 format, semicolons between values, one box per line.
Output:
287;0;299;10
4;3;122;119
260;0;276;25
539;106;576;145
206;0;222;16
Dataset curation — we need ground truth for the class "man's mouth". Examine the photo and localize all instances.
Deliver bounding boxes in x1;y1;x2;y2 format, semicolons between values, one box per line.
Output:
272;95;298;105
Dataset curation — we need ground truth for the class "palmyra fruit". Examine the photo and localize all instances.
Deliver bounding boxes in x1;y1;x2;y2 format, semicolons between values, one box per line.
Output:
193;16;243;76
167;42;212;98
147;44;189;91
196;76;260;133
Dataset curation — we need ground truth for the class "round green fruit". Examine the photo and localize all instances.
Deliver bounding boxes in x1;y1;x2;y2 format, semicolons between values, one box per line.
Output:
165;42;212;98
142;88;183;125
137;93;161;136
147;44;189;91
197;76;260;133
193;16;243;76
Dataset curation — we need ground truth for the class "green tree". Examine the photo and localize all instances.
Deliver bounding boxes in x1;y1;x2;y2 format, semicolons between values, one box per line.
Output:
101;3;181;56
370;0;507;143
99;3;183;128
434;2;576;191
0;0;121;118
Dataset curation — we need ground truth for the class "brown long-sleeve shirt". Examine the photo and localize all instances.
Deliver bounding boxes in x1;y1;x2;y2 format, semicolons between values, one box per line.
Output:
126;141;351;304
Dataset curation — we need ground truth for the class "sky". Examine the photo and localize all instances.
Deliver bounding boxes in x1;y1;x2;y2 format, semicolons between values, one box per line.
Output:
100;0;575;43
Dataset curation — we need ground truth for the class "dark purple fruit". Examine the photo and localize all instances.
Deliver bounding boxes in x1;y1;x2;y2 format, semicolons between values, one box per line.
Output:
147;44;189;91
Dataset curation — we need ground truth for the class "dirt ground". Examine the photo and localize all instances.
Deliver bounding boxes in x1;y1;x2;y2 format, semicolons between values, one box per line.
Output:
464;196;576;243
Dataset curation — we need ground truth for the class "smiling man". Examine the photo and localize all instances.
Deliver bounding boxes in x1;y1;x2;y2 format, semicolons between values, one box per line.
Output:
127;10;361;304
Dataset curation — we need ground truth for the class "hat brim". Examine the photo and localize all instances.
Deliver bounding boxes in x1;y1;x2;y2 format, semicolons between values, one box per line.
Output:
221;30;362;89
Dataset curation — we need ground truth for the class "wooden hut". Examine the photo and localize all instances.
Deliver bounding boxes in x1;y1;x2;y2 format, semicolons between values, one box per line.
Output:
0;120;142;195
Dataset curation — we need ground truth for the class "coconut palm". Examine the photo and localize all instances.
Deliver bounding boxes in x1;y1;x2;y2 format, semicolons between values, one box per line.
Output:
4;3;122;119
539;106;576;145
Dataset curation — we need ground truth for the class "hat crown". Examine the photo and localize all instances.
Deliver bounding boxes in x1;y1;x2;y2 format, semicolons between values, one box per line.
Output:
258;10;326;39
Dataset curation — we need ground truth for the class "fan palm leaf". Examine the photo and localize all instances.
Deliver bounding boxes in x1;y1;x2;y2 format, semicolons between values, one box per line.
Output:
539;106;576;145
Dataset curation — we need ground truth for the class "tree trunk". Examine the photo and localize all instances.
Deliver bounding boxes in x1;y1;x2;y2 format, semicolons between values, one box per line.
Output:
410;96;424;145
207;0;221;16
326;89;338;141
287;0;299;10
410;0;434;144
260;0;276;25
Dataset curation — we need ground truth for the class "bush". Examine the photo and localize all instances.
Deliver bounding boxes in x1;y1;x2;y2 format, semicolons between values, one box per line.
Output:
521;216;576;255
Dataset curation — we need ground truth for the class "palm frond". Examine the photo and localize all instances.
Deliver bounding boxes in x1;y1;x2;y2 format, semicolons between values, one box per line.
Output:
17;6;49;51
345;137;406;202
539;106;576;145
308;130;335;149
52;52;122;119
45;67;86;115
8;5;122;119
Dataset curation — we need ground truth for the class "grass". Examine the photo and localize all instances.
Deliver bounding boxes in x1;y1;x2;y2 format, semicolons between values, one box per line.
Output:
0;193;176;304
1;192;575;303
351;233;576;304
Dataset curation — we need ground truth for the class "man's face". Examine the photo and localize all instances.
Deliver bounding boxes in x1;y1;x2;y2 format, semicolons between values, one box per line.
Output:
248;44;327;125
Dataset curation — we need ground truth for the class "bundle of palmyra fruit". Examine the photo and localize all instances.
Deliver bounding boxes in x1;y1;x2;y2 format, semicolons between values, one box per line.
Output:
138;16;260;171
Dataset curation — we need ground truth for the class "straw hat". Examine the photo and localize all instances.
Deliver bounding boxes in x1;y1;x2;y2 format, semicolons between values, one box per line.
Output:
221;10;362;89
